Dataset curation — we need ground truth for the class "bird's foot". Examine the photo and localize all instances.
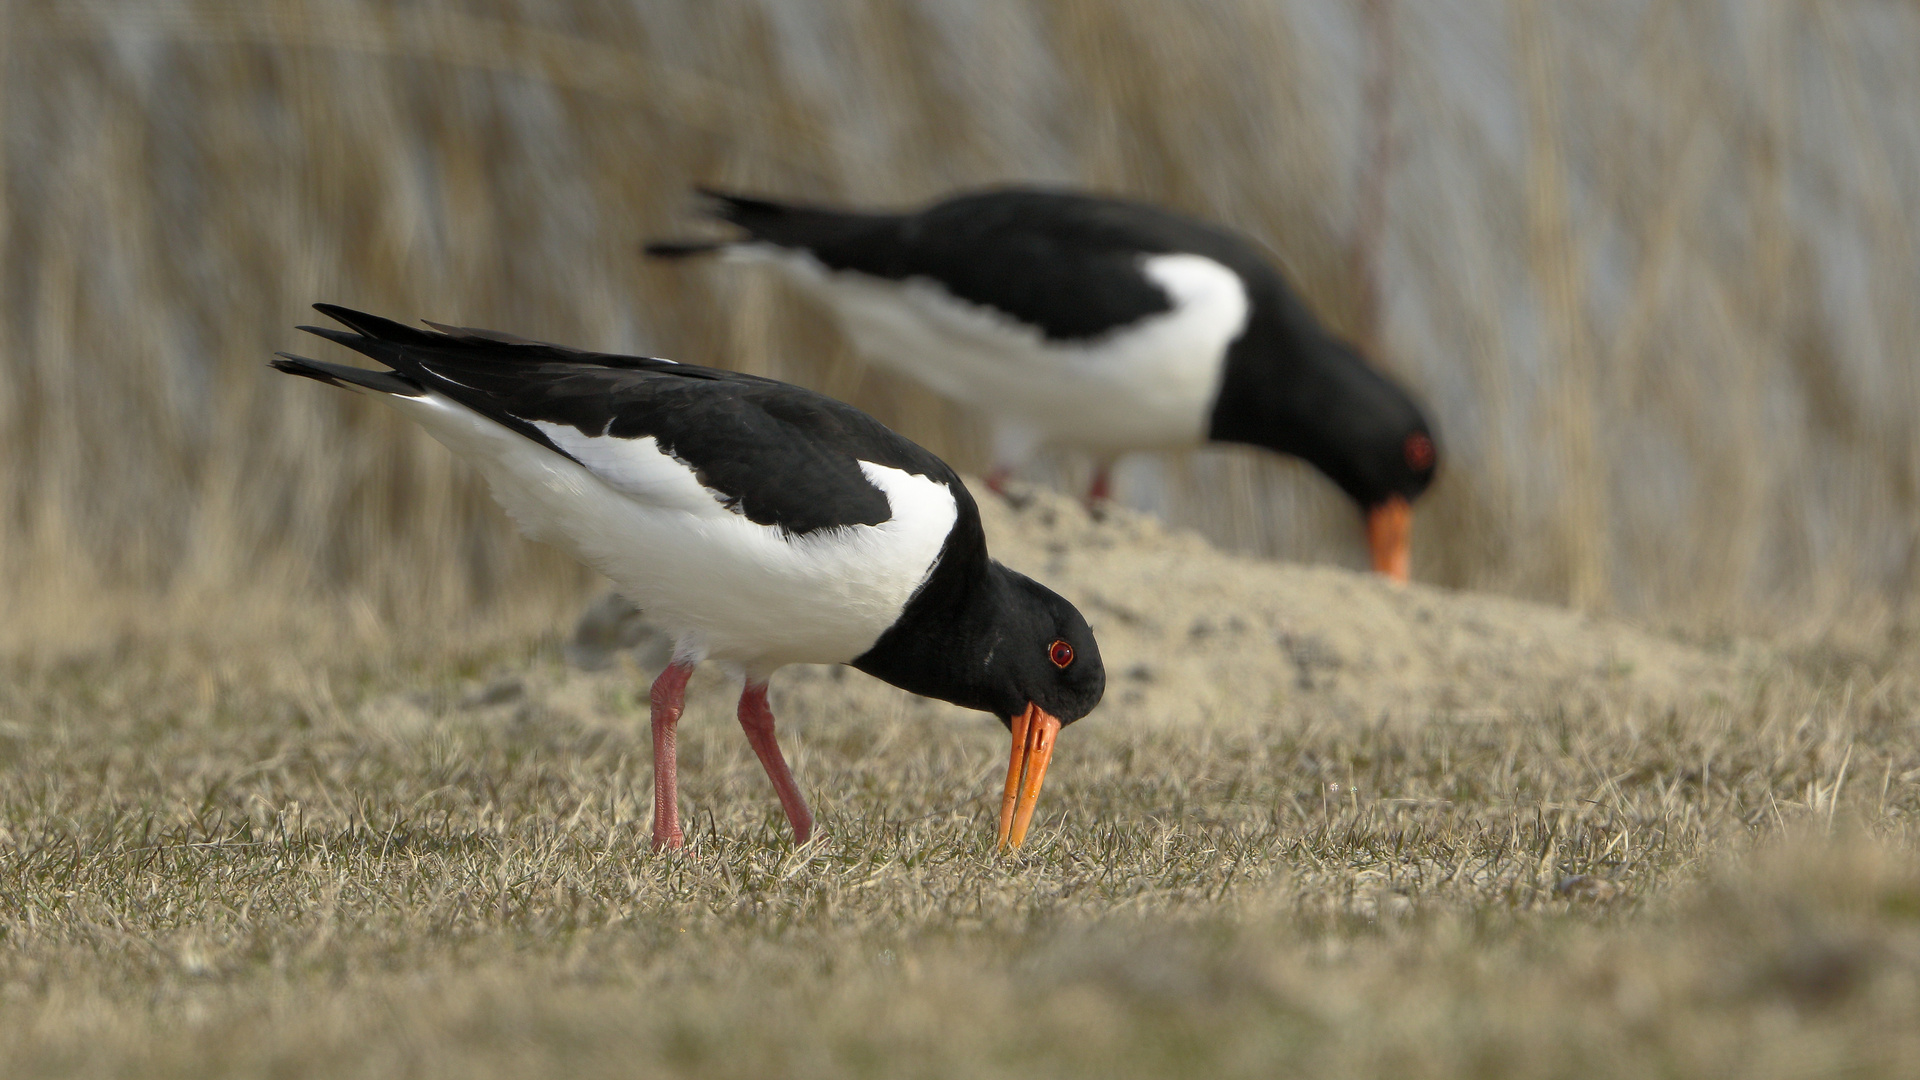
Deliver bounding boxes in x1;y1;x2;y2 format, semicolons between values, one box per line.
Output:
1082;464;1114;519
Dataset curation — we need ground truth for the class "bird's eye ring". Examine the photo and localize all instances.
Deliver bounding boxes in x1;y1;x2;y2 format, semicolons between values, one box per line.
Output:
1048;640;1074;668
1404;432;1436;472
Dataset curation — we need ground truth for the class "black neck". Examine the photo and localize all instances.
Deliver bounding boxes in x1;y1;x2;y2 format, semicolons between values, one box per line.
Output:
1206;274;1426;508
1208;269;1337;448
850;491;1015;718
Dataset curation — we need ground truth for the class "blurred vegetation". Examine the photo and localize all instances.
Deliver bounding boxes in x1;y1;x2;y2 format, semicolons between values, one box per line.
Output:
1;0;1917;640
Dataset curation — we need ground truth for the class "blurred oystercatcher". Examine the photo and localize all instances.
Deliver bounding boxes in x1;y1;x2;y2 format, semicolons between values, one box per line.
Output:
648;186;1440;580
272;305;1104;852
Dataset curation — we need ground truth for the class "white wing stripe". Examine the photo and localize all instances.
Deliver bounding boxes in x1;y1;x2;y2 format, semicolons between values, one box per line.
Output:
531;422;725;516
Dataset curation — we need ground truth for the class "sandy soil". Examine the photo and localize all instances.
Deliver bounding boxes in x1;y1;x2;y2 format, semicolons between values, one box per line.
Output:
534;483;1764;737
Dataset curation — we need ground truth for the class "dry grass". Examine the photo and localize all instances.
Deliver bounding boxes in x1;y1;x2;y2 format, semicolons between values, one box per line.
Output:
3;621;1920;1078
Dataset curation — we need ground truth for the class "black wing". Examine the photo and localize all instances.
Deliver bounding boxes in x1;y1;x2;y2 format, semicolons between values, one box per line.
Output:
284;305;970;537
649;187;1267;343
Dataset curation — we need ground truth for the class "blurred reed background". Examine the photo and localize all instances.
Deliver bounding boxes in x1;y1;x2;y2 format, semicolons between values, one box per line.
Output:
1;0;1916;646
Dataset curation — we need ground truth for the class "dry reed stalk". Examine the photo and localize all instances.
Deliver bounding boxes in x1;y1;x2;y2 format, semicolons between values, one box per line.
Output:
1351;0;1395;357
1513;0;1609;610
1809;3;1920;600
0;0;1915;641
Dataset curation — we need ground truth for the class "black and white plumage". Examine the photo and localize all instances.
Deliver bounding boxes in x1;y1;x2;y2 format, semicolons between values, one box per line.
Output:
647;186;1441;580
272;305;1103;851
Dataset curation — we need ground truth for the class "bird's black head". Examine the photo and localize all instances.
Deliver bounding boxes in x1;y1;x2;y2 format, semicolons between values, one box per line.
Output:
849;555;1103;851
1211;331;1440;579
1216;336;1438;504
1314;340;1440;506
981;567;1105;730
974;565;1101;851
848;555;1104;726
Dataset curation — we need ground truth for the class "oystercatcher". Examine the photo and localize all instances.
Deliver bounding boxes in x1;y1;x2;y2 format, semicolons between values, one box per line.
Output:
272;305;1103;852
647;186;1440;580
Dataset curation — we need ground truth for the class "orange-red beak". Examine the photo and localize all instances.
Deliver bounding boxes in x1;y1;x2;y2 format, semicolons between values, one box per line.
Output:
1366;496;1413;583
996;703;1062;851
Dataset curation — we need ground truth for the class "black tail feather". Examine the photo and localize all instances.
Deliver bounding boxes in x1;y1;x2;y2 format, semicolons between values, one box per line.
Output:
693;185;796;217
293;324;363;349
694;186;828;238
311;303;439;345
287;304;688;382
639;186;786;259
270;353;423;397
419;320;542;345
643;186;886;258
643;238;730;259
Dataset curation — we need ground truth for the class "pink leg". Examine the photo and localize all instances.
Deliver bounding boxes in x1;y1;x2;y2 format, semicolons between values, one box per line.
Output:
1085;463;1113;509
650;660;695;851
736;682;814;845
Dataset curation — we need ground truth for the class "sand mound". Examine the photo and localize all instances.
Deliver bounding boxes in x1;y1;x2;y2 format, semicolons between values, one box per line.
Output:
556;484;1760;732
974;488;1757;728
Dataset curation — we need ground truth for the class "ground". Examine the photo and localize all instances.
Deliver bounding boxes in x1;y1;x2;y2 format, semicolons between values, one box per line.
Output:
3;491;1919;1078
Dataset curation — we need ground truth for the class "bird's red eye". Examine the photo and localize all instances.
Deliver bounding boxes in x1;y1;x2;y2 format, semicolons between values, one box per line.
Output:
1048;640;1074;668
1404;432;1436;472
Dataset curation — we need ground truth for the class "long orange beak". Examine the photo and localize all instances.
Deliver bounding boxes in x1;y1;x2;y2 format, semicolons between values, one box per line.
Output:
996;703;1062;851
1366;496;1413;582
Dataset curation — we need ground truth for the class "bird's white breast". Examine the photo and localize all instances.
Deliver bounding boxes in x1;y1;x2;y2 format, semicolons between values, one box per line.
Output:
379;391;957;673
740;248;1249;456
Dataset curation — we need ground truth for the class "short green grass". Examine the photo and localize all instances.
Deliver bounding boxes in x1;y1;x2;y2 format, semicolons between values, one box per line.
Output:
3;628;1920;1079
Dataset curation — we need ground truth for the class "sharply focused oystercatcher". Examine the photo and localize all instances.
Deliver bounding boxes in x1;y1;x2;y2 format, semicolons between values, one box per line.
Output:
647;186;1441;580
272;305;1104;851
